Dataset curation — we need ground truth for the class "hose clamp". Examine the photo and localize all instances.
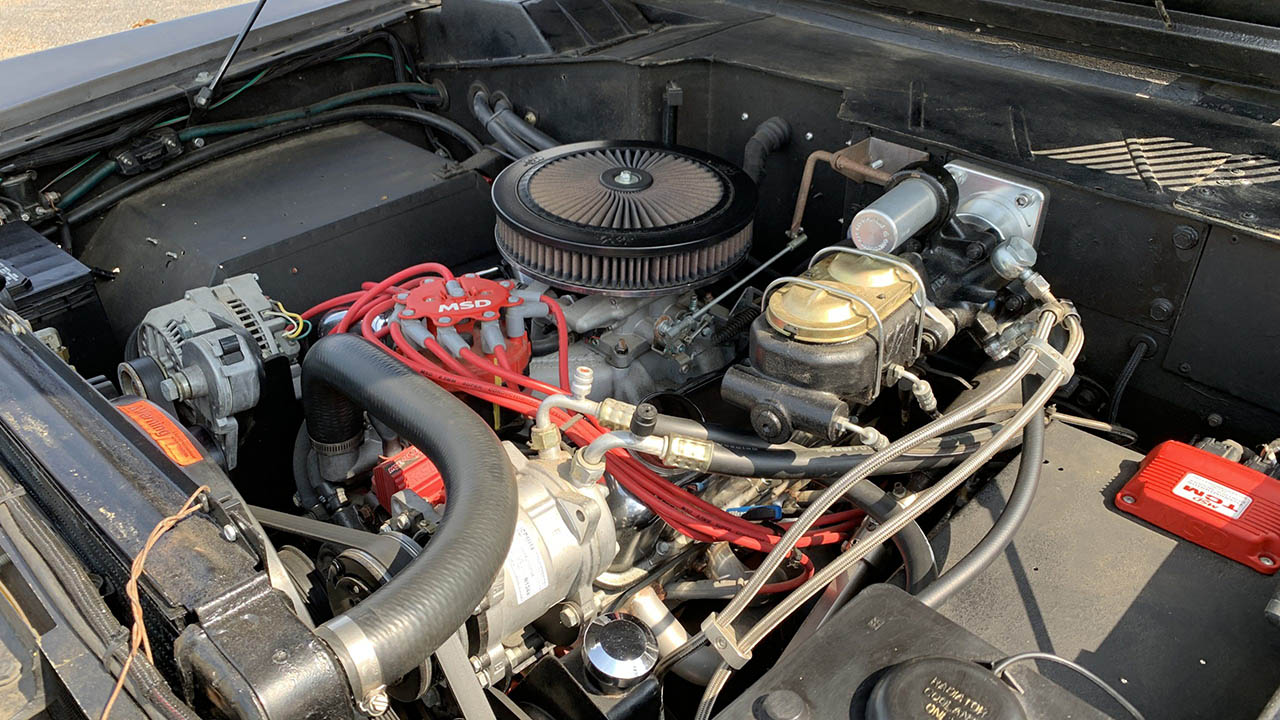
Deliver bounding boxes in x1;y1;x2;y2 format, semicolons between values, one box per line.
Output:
1021;336;1074;383
311;432;363;457
317;615;384;702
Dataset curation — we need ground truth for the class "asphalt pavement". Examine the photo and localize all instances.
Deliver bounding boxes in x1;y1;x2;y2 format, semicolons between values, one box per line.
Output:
0;0;244;60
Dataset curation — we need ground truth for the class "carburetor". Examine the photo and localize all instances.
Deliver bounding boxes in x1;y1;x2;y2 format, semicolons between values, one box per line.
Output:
723;247;925;443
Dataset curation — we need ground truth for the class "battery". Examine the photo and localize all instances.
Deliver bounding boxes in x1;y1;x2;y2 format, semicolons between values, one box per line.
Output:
1117;440;1280;574
0;221;113;376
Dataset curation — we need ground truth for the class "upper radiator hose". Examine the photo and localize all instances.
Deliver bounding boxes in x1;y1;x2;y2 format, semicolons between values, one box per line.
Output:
302;335;518;705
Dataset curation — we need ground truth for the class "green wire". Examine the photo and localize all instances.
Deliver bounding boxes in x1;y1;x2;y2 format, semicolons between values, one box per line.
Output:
335;53;422;80
54;54;437;204
43;151;100;190
210;68;269;109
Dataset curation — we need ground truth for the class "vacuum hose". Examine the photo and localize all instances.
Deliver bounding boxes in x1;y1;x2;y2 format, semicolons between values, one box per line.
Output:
303;335;518;702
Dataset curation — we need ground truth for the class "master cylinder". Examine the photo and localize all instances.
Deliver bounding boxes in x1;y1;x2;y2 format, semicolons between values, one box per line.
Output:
723;247;924;443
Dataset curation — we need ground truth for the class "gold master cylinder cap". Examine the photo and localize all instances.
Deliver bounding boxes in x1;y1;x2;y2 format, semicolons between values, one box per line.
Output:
765;252;919;344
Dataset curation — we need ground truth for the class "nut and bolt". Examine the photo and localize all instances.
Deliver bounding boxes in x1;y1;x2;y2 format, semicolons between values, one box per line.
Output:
523;110;538;125
614;338;629;355
401;309;416;318
740;112;750;121
159;377;183;402
221;524;239;542
1261;556;1276;568
557;604;582;628
483;310;497;319
1015;193;1034;207
1178;362;1192;374
804;131;814;141
192;137;206;148
438;315;451;324
1121;494;1136;504
759;690;809;720
359;690;390;717
614;170;641;185
1172;225;1200;250
1148;298;1174;322
1207;413;1224;428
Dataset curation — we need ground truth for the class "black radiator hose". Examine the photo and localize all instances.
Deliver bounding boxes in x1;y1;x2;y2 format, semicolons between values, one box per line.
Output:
844;478;937;591
302;335;518;698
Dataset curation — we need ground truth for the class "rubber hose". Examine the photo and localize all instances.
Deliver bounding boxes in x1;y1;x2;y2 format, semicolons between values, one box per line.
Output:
470;90;536;157
742;116;791;183
915;377;1046;608
291;423;325;515
303;335;517;693
706;440;978;479
1108;340;1150;424
650;413;776;450
492;96;559;150
61;105;483;225
843;479;937;591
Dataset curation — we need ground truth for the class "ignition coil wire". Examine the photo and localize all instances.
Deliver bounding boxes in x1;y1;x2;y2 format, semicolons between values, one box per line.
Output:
313;265;872;561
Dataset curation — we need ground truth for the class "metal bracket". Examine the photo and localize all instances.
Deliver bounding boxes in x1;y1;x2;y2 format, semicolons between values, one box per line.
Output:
436;631;498;720
700;614;753;669
1022;337;1075;383
811;244;929;359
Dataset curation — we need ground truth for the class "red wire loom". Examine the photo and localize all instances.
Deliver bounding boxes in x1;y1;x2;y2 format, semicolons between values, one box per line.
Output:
304;264;865;591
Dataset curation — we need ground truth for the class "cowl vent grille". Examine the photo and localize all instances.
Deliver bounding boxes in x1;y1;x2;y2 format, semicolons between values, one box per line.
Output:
492;141;756;297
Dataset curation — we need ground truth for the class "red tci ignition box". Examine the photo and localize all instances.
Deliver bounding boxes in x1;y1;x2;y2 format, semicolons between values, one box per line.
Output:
1117;440;1280;574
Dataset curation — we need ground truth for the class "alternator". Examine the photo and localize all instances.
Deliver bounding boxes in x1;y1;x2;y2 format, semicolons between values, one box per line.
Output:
118;274;301;468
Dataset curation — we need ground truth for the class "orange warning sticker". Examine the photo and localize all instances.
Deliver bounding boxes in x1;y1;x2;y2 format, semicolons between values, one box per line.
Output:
117;400;203;467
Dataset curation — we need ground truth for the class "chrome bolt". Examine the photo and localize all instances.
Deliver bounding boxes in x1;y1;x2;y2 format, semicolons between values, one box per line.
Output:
359;690;390;717
221;524;238;542
1016;193;1033;207
741;112;750;121
483;310;497;319
438;315;452;324
1121;495;1136;505
615;170;641;185
192;137;205;148
804;131;814;141
1262;556;1276;567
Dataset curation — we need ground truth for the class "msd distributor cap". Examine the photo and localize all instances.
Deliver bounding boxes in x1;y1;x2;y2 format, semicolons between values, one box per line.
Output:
395;273;532;369
398;274;523;328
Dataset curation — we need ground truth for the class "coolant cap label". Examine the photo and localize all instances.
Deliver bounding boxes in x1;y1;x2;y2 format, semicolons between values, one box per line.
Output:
1172;472;1252;519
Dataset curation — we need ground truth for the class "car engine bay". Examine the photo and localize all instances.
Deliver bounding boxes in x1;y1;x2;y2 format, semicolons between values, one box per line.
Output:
1;2;1279;719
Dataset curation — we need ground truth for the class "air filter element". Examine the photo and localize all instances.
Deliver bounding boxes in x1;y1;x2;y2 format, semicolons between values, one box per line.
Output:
493;140;756;296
